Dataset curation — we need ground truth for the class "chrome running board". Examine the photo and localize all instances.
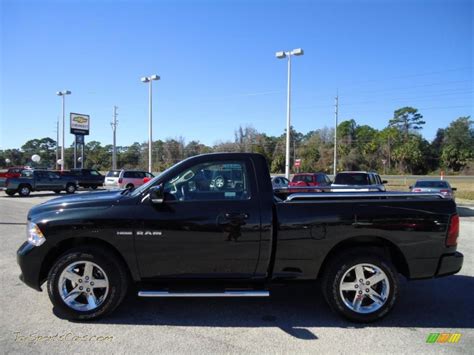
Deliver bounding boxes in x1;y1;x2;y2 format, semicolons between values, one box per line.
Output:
138;290;270;298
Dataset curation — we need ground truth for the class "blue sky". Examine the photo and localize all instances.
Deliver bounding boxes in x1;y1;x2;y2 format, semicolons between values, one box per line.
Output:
1;0;472;149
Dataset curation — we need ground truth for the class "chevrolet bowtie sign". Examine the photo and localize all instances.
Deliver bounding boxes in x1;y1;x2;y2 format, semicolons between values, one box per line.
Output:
70;113;90;135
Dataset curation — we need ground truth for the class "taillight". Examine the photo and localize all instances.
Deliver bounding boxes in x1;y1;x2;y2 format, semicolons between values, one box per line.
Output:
413;188;422;192
446;214;459;247
440;189;450;195
118;178;123;183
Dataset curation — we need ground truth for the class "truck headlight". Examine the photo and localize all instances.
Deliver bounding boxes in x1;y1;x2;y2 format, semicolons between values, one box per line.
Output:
27;222;46;247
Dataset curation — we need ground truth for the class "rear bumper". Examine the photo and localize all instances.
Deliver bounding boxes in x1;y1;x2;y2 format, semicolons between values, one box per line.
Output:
437;252;464;277
408;252;464;279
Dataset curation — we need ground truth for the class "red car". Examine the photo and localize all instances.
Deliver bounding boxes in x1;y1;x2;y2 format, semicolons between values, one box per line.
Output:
288;172;331;193
0;166;31;179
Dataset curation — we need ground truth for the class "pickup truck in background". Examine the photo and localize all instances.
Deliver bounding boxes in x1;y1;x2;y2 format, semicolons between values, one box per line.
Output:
0;167;31;190
17;153;463;322
4;170;79;196
59;168;105;189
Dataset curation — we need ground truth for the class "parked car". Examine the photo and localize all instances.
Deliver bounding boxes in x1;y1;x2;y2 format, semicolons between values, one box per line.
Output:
331;171;387;192
271;176;289;189
59;168;105;189
288;172;331;192
17;153;462;322
3;169;78;197
0;166;31;179
410;179;456;198
104;170;154;189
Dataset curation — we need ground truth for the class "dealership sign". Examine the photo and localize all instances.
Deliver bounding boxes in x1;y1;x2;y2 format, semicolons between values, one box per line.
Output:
70;113;90;135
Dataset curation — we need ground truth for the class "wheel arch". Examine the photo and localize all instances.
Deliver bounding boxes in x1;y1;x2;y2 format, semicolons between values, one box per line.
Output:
317;235;409;279
39;237;138;287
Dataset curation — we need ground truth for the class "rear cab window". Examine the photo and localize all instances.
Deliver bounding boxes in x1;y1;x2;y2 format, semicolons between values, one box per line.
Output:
334;173;369;185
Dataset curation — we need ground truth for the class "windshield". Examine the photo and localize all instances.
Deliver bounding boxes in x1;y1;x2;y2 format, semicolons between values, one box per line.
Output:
334;173;370;185
106;170;120;177
415;181;449;188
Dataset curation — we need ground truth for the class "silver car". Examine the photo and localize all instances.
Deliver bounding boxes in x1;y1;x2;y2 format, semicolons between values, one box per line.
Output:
331;171;386;192
271;176;289;189
410;179;456;198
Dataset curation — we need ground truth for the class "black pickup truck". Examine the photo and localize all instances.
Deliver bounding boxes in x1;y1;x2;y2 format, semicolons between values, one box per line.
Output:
59;168;105;189
17;153;463;322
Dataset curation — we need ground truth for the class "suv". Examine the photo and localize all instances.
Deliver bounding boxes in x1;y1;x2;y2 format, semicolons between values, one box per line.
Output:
105;170;154;189
288;173;331;192
331;171;386;192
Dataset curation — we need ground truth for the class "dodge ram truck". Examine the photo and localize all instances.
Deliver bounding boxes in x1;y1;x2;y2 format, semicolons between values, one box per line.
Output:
17;153;463;322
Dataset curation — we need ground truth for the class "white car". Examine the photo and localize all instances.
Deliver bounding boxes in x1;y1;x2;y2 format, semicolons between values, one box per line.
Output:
104;170;154;189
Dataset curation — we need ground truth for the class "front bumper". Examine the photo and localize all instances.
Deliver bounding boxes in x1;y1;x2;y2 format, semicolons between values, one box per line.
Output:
17;241;46;291
408;252;464;279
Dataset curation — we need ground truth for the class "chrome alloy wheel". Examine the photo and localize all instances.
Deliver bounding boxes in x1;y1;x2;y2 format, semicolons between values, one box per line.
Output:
339;263;390;314
58;261;109;312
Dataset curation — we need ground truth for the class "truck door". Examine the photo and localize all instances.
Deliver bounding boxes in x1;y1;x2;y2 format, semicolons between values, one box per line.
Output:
135;157;262;280
34;171;51;190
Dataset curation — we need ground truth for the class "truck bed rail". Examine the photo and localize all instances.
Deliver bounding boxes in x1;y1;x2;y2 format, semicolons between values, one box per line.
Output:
285;191;446;202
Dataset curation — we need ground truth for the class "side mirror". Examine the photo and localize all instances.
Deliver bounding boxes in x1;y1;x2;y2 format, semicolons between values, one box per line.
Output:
452;187;457;191
382;180;388;184
409;186;413;190
149;185;164;204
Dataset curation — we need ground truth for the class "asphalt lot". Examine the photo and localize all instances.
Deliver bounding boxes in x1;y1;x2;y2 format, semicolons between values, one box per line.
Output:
0;191;473;354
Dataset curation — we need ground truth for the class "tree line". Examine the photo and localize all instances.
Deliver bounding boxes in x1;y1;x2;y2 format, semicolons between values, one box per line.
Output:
1;107;472;175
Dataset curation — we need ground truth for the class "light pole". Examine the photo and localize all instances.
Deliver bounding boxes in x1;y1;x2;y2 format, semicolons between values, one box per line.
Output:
275;48;304;179
56;90;71;171
141;74;160;173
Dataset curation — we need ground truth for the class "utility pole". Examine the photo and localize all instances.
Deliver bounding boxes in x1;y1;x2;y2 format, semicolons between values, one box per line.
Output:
111;106;118;170
333;94;339;176
388;136;391;171
55;117;59;170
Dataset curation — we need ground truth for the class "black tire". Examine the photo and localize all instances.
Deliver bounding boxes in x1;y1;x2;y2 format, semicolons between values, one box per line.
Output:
54;190;61;194
91;185;98;190
18;184;31;197
125;184;134;190
47;246;129;321
5;190;16;196
321;249;399;323
214;176;225;190
65;183;76;194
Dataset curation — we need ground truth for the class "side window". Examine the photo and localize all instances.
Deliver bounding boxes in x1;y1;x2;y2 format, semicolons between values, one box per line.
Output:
368;174;376;185
90;170;100;176
123;171;133;178
163;161;251;201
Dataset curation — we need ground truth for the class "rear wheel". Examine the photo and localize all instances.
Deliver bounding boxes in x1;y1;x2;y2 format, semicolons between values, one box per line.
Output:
91;185;98;190
125;183;134;190
18;185;31;197
47;247;128;320
54;190;61;194
65;184;76;194
321;250;399;323
5;190;16;196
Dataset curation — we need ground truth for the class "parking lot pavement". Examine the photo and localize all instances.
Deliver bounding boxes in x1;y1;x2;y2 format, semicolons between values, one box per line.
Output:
0;192;473;354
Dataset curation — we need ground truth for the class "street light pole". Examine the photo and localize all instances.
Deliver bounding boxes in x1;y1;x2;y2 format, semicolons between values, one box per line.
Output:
276;48;303;180
111;106;118;170
56;90;71;171
333;94;339;176
141;75;160;173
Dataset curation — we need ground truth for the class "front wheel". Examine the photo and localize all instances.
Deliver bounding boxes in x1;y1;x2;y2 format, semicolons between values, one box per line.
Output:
322;251;399;323
65;184;76;194
47;247;128;320
91;185;98;190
